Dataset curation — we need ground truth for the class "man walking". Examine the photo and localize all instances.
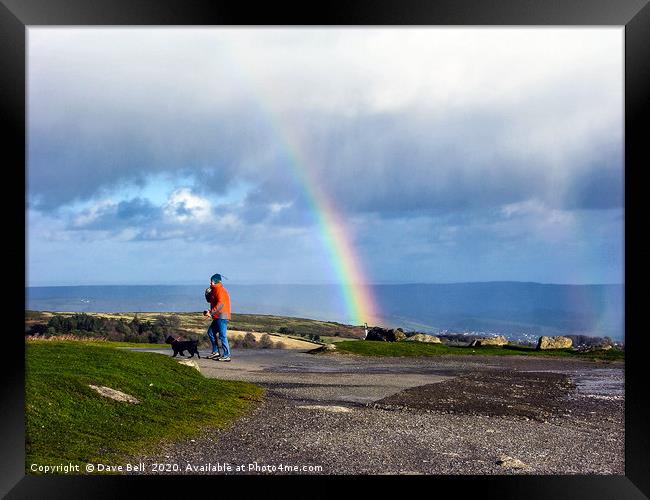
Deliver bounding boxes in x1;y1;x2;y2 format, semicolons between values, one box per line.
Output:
204;273;232;361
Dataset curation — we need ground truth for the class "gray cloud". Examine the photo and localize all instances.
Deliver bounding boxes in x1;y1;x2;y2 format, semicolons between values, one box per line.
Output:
27;27;623;223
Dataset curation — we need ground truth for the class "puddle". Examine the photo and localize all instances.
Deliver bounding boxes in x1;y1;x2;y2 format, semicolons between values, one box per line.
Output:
522;368;624;398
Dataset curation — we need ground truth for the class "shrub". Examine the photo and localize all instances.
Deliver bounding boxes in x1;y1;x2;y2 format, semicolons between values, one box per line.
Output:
27;324;48;336
274;341;286;349
155;314;182;329
277;327;294;335
259;333;273;349
147;330;166;344
242;332;257;348
38;312;176;344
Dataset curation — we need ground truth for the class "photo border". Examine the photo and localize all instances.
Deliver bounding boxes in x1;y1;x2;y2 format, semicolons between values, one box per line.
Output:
2;0;648;496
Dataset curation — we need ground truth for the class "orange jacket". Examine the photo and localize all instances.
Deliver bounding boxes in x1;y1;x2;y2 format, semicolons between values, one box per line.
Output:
208;282;231;320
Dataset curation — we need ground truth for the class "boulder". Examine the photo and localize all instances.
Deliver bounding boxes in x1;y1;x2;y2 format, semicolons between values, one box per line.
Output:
177;359;201;372
469;335;508;347
308;343;337;354
365;327;406;342
88;385;140;404
404;333;442;343
536;336;573;350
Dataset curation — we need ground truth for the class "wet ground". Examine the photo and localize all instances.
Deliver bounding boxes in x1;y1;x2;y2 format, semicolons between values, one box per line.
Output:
126;347;624;475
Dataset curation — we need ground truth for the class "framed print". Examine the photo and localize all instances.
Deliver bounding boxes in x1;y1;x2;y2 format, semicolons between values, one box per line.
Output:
2;0;648;497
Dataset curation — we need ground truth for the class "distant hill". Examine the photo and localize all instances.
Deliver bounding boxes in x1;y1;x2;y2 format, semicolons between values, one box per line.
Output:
374;282;624;341
26;282;624;341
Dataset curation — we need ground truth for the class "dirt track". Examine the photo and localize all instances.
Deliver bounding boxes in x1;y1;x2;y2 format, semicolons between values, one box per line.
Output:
126;347;624;475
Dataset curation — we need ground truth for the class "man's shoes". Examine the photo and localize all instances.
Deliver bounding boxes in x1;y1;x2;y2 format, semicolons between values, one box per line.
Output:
217;357;231;362
207;352;220;359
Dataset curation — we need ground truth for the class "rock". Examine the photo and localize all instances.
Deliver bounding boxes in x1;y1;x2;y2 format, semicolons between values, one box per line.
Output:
365;327;407;342
575;344;614;353
496;455;529;470
536;336;573;350
404;333;442;343
89;385;140;404
177;359;201;372
469;335;508;347
297;405;353;413
307;344;337;354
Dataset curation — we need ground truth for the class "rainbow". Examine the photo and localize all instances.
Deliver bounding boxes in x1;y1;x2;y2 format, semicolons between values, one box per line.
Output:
227;47;379;326
278;133;379;326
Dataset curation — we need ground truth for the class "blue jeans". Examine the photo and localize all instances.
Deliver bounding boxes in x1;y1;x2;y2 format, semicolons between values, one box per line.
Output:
207;319;230;357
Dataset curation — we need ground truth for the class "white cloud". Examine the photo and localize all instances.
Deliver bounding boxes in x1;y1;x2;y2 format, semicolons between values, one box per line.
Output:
28;27;622;116
70;199;115;227
500;198;576;241
163;188;212;223
269;201;292;214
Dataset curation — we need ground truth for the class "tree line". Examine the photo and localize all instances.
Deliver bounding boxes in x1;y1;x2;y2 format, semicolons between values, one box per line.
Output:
26;313;182;344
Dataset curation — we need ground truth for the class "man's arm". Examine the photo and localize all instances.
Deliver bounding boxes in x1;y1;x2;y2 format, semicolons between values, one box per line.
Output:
210;303;224;317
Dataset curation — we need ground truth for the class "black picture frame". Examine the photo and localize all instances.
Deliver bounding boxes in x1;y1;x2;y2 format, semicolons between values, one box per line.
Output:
2;0;648;497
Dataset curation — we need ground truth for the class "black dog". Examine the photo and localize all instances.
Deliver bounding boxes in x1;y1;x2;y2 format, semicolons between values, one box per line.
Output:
165;336;201;359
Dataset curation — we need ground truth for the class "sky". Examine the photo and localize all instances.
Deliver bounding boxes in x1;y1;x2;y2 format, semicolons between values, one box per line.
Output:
26;27;624;287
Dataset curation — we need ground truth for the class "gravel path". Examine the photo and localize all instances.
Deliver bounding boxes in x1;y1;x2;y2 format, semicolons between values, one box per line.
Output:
125;347;624;475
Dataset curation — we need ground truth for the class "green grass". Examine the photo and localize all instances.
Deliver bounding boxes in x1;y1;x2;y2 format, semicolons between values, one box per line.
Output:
25;341;262;472
65;340;169;349
319;336;361;344
334;340;625;361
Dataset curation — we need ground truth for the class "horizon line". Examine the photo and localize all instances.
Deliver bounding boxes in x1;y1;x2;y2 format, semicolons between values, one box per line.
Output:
25;280;625;288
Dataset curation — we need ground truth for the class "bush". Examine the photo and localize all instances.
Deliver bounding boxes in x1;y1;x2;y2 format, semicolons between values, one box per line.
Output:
147;330;166;344
242;332;257;348
277;327;294;335
36;312;177;344
154;315;182;329
27;324;49;335
274;341;286;349
259;333;273;349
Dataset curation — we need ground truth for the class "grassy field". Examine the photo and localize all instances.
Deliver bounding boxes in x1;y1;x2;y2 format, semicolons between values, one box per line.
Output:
25;341;262;472
26;338;169;349
26;310;364;340
318;335;361;344
334;340;625;361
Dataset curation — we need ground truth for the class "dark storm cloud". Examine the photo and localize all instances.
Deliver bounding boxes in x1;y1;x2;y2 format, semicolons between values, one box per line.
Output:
28;28;623;219
29;102;623;220
28;102;277;209
563;153;624;210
